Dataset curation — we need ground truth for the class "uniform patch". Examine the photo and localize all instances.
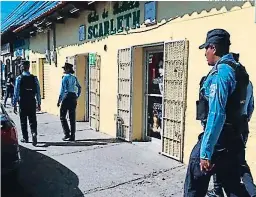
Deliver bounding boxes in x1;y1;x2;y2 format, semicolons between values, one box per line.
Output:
209;84;217;97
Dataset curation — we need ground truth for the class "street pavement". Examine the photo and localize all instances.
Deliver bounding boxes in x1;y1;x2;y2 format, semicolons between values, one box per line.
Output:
3;104;189;197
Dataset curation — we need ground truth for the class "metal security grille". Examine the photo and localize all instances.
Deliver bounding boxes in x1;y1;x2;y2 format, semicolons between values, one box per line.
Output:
161;40;189;162
43;63;50;99
89;54;101;131
38;58;45;99
117;48;133;141
31;61;37;76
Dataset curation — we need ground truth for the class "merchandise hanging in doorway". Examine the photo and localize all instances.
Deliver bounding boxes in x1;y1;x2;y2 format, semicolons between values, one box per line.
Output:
147;52;163;139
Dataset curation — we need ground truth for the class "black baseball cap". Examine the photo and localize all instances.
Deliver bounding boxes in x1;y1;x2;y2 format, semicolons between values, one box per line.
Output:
62;62;73;69
199;29;231;49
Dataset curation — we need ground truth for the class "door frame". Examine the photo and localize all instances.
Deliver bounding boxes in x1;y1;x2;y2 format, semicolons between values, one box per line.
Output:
143;47;164;143
85;55;90;122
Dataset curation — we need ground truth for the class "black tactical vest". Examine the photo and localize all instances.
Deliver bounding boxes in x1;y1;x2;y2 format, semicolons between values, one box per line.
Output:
196;60;249;149
19;75;37;104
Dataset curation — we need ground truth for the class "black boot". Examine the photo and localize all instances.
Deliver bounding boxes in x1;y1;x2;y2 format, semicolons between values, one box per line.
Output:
62;135;70;141
69;134;75;141
20;138;29;143
32;133;37;146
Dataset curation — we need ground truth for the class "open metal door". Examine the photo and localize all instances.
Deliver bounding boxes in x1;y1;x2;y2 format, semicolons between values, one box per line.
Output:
43;62;50;100
89;53;101;131
161;40;189;162
116;47;133;141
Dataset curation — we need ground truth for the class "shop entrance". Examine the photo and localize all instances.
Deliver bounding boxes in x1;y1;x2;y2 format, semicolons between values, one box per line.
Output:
116;40;189;162
133;40;189;162
144;49;164;141
66;54;98;124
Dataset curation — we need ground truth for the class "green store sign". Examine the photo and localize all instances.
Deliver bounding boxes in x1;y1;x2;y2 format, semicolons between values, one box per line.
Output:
85;2;141;41
89;53;96;66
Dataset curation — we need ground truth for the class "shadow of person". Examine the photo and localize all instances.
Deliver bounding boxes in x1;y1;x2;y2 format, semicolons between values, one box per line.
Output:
36;138;126;148
16;146;84;197
36;141;108;148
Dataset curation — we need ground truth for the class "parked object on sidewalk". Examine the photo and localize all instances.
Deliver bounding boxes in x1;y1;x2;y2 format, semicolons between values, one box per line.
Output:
1;103;21;180
13;61;41;146
57;63;81;141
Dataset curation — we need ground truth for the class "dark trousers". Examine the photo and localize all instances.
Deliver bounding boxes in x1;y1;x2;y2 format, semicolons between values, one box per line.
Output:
4;87;13;105
184;135;250;197
212;148;256;197
212;119;256;197
60;93;77;137
239;150;256;197
19;104;37;140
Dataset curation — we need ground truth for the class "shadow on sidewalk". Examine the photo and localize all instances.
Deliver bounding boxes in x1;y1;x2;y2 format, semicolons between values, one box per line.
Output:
16;145;85;197
36;138;125;148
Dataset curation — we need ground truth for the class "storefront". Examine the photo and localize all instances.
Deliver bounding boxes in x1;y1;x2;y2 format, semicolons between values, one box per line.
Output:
115;40;188;162
26;1;256;177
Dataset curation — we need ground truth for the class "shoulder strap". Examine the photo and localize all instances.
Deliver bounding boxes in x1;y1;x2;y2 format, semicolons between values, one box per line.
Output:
218;59;237;70
219;60;249;104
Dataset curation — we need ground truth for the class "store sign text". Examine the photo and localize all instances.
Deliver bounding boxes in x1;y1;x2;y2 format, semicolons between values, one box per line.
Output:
87;2;140;40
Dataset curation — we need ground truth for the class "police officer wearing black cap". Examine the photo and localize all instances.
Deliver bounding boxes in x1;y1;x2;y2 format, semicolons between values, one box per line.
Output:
57;62;81;141
13;61;41;146
183;29;251;196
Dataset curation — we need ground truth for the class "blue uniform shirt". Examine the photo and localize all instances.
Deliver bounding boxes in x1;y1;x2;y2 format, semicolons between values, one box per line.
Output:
200;53;238;160
58;73;81;103
13;71;41;106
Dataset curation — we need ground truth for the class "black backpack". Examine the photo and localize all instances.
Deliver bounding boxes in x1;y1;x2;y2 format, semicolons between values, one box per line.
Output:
20;75;37;101
196;59;249;126
219;60;249;123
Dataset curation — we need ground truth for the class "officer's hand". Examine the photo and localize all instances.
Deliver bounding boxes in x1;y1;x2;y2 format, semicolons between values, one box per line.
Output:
57;102;60;107
13;106;18;114
200;159;214;172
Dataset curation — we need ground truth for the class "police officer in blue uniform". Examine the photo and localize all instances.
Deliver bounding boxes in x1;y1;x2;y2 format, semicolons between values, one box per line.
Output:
183;29;251;197
13;61;41;146
57;63;81;141
207;54;256;197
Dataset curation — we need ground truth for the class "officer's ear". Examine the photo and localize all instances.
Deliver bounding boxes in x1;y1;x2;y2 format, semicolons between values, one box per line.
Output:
209;44;217;55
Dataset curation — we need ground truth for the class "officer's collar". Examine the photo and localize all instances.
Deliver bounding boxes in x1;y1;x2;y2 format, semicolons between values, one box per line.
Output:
213;53;235;70
22;71;30;75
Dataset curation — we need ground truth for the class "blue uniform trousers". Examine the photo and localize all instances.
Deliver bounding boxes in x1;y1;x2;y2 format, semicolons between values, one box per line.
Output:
184;132;250;197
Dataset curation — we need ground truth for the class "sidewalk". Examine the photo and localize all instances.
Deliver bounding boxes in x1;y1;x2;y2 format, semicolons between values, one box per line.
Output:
6;106;188;197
